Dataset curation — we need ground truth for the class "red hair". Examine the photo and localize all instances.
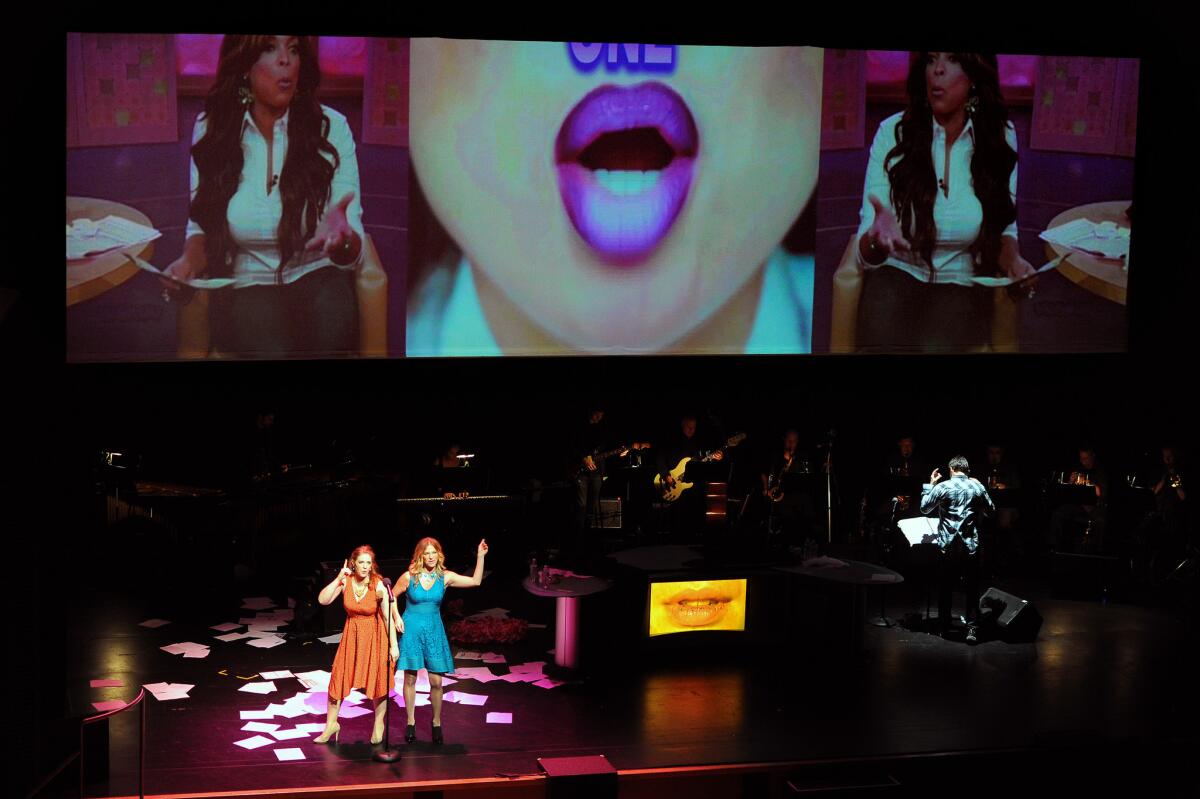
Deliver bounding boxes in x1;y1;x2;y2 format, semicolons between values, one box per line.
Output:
347;544;383;589
408;537;446;576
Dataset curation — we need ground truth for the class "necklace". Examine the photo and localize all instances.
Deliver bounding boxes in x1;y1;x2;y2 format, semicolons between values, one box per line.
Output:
352;577;369;602
419;570;436;586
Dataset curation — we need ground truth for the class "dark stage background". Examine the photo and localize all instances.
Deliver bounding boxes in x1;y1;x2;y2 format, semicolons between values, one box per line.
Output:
12;12;1198;799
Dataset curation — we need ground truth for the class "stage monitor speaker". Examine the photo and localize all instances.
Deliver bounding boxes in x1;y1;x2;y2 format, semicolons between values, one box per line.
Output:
979;587;1043;642
319;558;408;634
538;754;617;799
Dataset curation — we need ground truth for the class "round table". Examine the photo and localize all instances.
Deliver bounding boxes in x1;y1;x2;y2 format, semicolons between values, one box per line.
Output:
774;559;903;655
1043;200;1131;306
522;574;612;670
67;197;156;307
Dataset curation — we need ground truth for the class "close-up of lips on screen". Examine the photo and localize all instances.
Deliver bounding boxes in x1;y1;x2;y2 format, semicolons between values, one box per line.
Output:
555;82;699;265
649;579;747;636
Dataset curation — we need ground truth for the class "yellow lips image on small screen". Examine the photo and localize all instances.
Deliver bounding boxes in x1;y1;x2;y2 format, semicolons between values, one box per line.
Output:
648;579;747;637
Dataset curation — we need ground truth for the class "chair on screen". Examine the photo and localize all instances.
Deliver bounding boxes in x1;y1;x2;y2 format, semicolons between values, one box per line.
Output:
175;233;388;359
828;237;1019;353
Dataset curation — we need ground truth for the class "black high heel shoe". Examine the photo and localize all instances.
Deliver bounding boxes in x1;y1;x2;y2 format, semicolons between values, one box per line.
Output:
404;722;416;743
431;722;444;745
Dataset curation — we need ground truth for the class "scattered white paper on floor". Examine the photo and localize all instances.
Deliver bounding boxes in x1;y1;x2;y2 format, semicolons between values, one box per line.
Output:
318;633;342;644
239;681;277;695
509;661;546;674
210;622;243;632
295;670;332;692
454;651;483;660
233;735;275;750
214;632;253;642
295;722;328;733
259;670;294;680
160;642;209;656
274;747;306;761
241;596;277;611
449;666;501;683
338;703;373;719
91;700;127;712
90;679;123;688
442;691;488;706
532;678;565;689
247;636;286;649
241;721;280;733
182;648;211;659
271;727;312;740
240;710;275;720
138;619;171;628
486;712;512;724
482;654;507;664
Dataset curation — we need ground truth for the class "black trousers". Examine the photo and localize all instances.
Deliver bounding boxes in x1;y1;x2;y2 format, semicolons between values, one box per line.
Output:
937;541;981;629
218;267;359;358
573;471;604;557
857;266;991;353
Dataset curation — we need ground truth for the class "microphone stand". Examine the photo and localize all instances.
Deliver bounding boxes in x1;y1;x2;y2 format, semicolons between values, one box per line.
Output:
373;578;401;763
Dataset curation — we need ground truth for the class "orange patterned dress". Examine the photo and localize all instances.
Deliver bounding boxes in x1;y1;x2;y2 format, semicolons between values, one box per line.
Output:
328;577;394;701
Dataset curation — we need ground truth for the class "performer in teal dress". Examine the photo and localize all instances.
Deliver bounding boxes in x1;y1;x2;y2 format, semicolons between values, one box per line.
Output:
392;536;488;744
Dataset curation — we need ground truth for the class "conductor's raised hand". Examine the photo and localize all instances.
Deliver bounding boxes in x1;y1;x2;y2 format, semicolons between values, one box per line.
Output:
930;468;943;485
867;194;911;256
477;539;489;558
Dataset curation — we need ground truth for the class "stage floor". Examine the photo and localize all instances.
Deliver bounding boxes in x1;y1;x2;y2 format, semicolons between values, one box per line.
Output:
66;571;1198;798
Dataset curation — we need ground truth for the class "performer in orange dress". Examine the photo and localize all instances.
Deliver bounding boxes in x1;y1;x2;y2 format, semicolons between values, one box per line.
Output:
315;545;400;744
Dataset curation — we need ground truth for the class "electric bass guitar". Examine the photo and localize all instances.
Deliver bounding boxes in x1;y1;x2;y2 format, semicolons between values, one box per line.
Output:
573;442;651;477
653;433;746;502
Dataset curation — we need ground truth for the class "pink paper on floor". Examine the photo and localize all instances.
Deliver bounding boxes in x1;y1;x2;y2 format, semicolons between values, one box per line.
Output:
337;703;373;719
233;735;275;749
274;747;305;761
210;622;243;632
91;700;127;712
486;712;513;724
532;678;566;689
391;693;431;708
90;679;123;688
442;691;488;706
138;619;171;628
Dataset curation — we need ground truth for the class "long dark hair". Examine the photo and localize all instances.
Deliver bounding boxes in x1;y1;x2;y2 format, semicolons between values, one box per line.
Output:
190;35;338;281
886;52;1016;275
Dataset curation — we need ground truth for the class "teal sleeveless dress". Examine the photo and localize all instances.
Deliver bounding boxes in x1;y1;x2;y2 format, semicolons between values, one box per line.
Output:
397;571;455;673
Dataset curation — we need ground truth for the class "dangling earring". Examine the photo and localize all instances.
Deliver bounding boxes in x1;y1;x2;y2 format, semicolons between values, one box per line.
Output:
238;74;253;107
965;85;979;117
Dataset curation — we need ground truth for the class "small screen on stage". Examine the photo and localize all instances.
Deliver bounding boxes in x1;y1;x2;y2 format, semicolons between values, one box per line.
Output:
648;579;748;637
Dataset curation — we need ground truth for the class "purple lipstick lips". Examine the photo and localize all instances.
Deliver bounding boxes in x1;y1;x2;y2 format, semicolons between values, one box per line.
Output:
555;82;699;265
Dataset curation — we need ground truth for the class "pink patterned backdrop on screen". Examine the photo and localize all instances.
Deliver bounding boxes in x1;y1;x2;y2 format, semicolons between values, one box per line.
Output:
67;33;178;147
175;35;366;76
866;51;1039;90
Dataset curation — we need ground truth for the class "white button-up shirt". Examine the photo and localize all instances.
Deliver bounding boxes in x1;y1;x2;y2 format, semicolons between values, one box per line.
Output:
856;112;1018;287
185;105;364;286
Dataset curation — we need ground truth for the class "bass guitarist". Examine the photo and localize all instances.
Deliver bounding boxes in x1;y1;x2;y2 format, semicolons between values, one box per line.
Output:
656;414;725;541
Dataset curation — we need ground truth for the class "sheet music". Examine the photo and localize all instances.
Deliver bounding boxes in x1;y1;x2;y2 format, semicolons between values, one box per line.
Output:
897;516;940;546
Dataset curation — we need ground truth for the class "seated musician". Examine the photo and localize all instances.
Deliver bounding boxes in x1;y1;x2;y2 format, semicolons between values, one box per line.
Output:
1050;445;1109;554
759;428;816;549
432;441;471;499
876;434;928;519
983;442;1022;570
1152;444;1190;549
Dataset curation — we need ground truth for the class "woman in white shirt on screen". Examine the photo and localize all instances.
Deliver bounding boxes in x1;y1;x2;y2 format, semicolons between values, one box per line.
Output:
855;52;1037;352
163;35;365;358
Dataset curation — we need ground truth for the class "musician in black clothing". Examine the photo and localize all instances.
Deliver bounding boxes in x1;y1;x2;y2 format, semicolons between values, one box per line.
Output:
760;429;817;549
1050;445;1109;554
982;442;1022;569
431;441;471;498
875;435;929;520
1152;445;1190;550
571;407;625;556
656;414;723;541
